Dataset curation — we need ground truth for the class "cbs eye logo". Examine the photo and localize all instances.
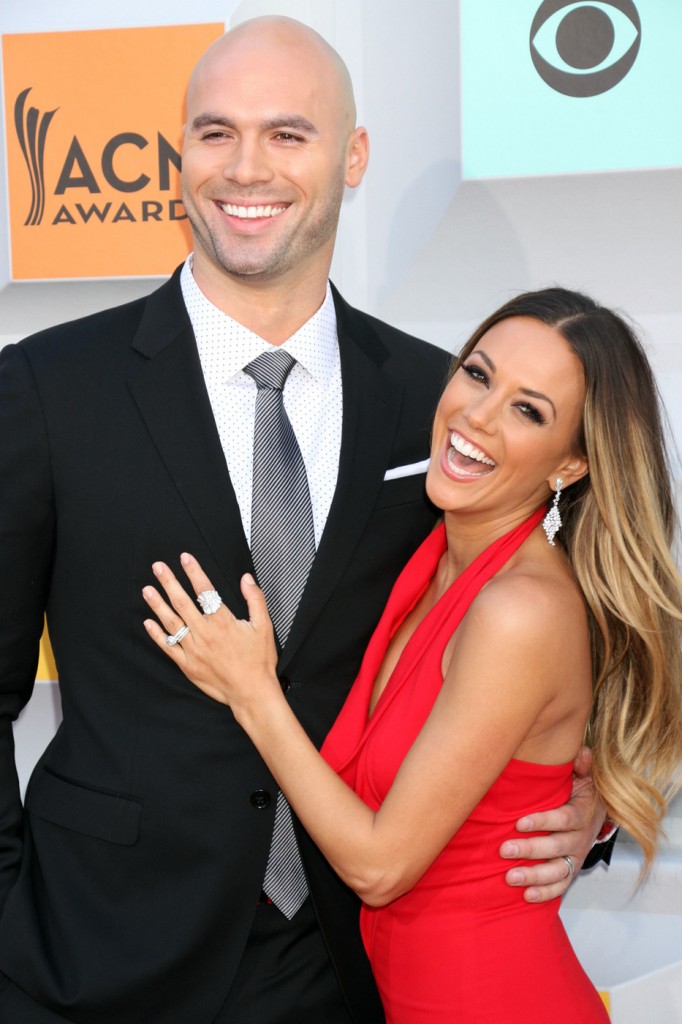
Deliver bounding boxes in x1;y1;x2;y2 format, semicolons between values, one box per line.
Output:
530;0;641;97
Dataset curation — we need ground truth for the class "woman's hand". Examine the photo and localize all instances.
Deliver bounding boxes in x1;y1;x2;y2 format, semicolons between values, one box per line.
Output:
142;554;279;713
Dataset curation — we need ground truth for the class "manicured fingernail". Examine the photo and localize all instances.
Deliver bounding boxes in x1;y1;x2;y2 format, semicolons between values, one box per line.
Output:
142;587;154;600
180;552;191;565
501;842;519;858
507;869;523;884
525;889;541;903
243;573;256;585
517;817;534;831
152;562;164;576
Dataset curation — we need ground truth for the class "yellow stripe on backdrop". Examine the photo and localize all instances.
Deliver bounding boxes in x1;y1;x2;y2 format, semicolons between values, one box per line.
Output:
36;621;57;682
599;991;610;1015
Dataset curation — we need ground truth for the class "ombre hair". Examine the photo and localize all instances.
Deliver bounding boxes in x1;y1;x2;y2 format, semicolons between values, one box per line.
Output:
454;288;682;870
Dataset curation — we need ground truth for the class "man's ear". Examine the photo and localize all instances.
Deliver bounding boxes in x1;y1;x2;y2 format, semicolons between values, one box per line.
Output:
345;126;369;188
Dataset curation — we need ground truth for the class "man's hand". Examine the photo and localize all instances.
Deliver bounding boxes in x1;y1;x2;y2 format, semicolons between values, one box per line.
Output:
500;747;605;903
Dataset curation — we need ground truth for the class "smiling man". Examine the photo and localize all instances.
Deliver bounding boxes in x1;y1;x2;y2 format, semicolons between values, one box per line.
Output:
0;17;609;1024
180;22;365;332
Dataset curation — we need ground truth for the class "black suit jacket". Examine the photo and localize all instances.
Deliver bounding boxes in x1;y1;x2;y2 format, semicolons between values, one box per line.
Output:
0;269;450;1023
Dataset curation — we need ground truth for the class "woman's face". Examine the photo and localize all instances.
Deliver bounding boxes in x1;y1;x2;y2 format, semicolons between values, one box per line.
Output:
427;316;588;520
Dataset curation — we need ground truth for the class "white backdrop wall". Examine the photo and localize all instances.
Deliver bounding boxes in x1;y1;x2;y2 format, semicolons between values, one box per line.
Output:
2;2;681;1018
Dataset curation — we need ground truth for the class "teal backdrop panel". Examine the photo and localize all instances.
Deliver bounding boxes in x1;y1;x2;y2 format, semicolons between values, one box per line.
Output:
461;1;682;177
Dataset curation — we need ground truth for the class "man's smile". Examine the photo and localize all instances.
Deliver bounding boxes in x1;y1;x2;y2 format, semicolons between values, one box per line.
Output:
219;203;288;219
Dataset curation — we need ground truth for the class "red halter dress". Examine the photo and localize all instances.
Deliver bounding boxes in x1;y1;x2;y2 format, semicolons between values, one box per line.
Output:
322;510;608;1023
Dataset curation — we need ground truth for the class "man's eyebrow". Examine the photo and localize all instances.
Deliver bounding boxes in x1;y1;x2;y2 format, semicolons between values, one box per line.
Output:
263;115;319;134
191;113;236;132
190;113;319;135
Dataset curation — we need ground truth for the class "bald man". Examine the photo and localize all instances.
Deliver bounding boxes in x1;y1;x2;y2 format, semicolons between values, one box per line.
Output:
0;17;609;1024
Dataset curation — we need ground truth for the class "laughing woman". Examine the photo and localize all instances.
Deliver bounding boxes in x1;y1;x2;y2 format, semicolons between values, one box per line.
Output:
144;288;682;1023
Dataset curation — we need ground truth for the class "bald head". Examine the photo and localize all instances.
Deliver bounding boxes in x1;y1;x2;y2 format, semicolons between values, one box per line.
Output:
180;15;369;307
187;16;357;132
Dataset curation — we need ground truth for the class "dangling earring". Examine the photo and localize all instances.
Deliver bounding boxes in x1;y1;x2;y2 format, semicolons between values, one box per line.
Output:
543;478;563;546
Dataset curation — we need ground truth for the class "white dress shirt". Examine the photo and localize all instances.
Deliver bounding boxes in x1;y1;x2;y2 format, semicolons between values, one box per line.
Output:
180;257;343;547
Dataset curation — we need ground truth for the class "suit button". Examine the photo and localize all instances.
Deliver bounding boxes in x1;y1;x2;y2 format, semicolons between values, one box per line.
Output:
250;790;271;810
279;676;292;694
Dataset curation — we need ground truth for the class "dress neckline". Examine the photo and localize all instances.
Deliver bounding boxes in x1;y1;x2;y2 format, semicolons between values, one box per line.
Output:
320;505;568;776
368;507;546;724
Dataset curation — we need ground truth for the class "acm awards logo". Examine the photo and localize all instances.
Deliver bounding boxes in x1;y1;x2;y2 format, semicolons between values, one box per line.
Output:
530;0;641;97
3;23;222;278
14;86;186;228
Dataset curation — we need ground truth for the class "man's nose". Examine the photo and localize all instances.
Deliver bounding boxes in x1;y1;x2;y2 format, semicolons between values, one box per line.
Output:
222;138;274;186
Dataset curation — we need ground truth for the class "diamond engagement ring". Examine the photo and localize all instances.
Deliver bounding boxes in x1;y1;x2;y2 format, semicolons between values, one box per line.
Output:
562;855;575;879
197;589;222;615
166;625;191;647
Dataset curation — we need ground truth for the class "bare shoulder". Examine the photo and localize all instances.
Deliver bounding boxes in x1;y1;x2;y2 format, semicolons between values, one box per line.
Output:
462;557;587;653
438;543;592;764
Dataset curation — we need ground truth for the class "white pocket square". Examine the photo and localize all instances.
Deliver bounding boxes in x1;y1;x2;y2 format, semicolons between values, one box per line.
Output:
383;458;430;481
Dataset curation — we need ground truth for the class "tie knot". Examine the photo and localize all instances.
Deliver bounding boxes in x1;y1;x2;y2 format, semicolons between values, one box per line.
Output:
244;349;297;391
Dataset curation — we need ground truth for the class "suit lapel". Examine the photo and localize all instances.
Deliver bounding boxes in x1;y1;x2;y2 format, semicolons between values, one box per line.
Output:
126;271;252;605
126;275;406;652
279;289;403;670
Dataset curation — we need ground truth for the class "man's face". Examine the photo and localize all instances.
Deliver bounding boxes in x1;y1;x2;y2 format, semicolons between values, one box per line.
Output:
181;34;364;289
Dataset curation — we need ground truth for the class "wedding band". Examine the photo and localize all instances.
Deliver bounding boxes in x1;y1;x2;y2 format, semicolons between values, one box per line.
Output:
562;855;575;879
197;589;222;615
166;625;190;647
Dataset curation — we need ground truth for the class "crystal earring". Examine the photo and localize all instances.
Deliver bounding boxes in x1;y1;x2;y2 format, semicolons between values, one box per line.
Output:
543;478;563;546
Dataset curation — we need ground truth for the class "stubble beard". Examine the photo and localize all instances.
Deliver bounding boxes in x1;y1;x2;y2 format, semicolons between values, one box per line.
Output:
183;172;346;283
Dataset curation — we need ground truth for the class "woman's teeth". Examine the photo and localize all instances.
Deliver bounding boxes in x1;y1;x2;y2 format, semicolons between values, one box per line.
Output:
449;432;496;467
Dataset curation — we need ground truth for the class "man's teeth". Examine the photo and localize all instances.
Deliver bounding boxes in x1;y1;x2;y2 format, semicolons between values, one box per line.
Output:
221;203;286;219
450;432;495;466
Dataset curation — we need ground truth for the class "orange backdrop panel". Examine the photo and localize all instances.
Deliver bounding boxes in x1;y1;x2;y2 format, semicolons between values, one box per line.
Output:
3;23;223;279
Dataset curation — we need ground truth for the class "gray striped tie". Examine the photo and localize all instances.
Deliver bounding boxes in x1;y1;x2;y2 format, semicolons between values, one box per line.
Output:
244;349;314;918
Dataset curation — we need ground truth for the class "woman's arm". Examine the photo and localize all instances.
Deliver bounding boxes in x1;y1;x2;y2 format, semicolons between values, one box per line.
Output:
143;554;587;906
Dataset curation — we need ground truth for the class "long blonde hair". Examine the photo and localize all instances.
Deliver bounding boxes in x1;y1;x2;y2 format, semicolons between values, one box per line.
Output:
454;288;682;869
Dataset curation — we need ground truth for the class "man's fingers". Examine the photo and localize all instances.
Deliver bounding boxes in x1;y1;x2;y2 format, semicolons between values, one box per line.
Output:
500;832;577;861
512;811;577;843
573;744;593;777
505;856;577;901
506;857;578;885
501;824;591;863
516;802;589;835
523;880;572;903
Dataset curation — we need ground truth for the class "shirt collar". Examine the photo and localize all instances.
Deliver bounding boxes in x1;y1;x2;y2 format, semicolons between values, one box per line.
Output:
180;256;339;386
